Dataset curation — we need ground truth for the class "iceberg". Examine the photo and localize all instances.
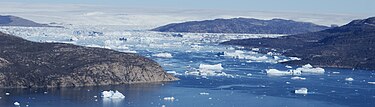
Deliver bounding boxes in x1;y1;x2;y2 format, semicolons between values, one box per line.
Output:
295;64;325;74
185;63;233;77
200;92;210;95
266;69;291;76
345;77;354;81
291;76;306;80
199;64;224;70
163;97;175;101
14;102;20;106
294;88;308;95
152;52;173;58
101;90;125;99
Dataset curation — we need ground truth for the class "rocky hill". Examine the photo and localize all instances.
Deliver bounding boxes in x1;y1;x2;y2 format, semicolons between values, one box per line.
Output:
222;17;375;70
0;15;52;27
0;32;178;88
152;18;329;34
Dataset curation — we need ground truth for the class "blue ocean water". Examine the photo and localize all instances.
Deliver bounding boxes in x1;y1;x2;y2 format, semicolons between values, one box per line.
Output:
0;28;374;107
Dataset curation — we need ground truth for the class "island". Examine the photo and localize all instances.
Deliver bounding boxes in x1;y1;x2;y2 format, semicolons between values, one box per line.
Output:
152;18;329;34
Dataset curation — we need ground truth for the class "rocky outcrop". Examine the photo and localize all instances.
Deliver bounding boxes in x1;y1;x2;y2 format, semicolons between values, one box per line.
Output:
0;15;55;27
221;17;375;70
152;18;329;34
0;32;178;88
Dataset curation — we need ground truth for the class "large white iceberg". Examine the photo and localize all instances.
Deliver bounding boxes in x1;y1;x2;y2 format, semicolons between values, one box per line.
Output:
101;90;125;99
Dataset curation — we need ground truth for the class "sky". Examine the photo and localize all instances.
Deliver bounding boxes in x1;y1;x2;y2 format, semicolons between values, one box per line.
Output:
1;0;374;15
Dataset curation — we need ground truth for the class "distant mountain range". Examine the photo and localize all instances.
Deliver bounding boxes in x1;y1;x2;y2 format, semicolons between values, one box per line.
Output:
152;18;330;34
222;17;375;70
0;32;177;88
0;15;54;27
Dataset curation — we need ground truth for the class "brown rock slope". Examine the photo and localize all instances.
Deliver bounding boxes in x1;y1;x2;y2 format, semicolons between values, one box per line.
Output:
0;32;178;88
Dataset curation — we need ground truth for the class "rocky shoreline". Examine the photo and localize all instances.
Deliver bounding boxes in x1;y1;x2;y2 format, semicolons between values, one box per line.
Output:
222;17;375;70
0;32;178;88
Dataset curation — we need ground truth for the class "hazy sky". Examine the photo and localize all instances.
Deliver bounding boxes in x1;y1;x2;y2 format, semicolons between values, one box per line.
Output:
1;0;374;15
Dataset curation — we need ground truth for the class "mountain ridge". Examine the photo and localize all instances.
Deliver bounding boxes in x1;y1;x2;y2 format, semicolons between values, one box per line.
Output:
152;18;330;34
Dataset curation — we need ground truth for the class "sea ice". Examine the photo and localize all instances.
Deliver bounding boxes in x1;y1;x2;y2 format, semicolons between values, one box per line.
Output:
152;53;173;58
368;82;375;85
294;88;308;94
345;77;354;81
101;90;125;99
5;92;10;96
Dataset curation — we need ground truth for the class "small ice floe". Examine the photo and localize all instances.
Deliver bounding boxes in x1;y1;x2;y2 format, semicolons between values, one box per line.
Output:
285;65;293;68
199;64;224;70
166;71;180;75
163;97;175;101
291;76;306;80
5;92;10;96
294;88;308;95
332;72;340;74
345;77;354;82
200;92;210;95
14;102;20;106
44;91;48;94
152;52;173;58
266;69;291;76
101;90;125;99
247;73;252;76
368;82;375;85
289;57;301;61
295;64;325;74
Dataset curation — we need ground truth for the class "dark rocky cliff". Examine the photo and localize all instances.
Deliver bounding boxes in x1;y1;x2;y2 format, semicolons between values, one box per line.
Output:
152;18;329;34
0;15;53;27
0;32;178;88
222;17;375;70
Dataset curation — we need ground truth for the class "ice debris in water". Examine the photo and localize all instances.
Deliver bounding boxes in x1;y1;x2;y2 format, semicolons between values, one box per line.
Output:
200;92;210;95
152;52;173;58
294;88;308;95
266;69;301;76
101;90;125;99
266;69;292;76
345;77;354;81
285;65;293;68
5;92;10;96
295;64;325;74
291;76;306;80
14;102;20;106
163;97;175;101
199;64;224;70
267;64;324;76
368;82;375;85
